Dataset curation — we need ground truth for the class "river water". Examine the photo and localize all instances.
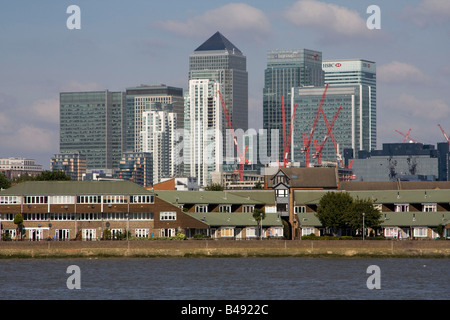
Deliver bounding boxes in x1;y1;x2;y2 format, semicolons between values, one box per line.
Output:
0;257;448;300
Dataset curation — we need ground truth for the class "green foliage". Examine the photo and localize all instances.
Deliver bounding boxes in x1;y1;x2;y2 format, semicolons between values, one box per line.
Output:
0;173;11;189
252;208;266;222
34;170;72;181
315;192;382;236
205;183;224;191
1;232;12;241
253;181;263;189
13;213;23;225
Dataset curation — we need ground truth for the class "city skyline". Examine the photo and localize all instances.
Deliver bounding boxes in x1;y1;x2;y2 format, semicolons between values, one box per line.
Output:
1;0;449;169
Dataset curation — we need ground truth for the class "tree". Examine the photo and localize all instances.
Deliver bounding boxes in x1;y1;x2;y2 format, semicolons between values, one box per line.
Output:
205;183;224;191
14;213;24;241
0;173;11;189
253;181;263;189
344;197;382;236
253;208;266;239
315;192;353;236
34;170;72;181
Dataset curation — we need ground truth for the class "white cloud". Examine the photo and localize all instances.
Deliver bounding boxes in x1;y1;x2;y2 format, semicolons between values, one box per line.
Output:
378;61;431;84
389;93;450;121
155;3;271;43
29;97;60;124
283;0;387;43
404;0;450;27
60;81;104;92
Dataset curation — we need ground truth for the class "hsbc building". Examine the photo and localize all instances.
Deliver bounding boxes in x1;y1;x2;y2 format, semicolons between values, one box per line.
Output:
322;59;377;153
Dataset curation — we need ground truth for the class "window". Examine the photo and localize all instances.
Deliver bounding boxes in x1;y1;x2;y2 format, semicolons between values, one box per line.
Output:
77;196;101;204
395;204;409;212
384;227;400;238
130;195;154;204
294;206;306;214
221;227;234;237
135;229;149;238
129;212;154;220
413;227;427;237
219;205;231;213
160;212;176;221
24;196;48;204
276;189;288;198
422;204;437;212
302;227;315;236
195;205;208;213
161;228;175;237
103;195;127;204
246;227;257;238
0;196;20;204
242;205;255;213
55;229;70;240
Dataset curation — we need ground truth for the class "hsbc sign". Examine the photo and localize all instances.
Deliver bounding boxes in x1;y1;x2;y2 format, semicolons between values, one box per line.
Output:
322;62;341;68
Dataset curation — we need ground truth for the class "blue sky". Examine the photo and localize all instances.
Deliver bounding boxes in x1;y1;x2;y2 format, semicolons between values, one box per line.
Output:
1;0;449;168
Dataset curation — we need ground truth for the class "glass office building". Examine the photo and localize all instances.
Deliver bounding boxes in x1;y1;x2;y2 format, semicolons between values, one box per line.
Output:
263;49;324;161
291;85;372;165
59;91;125;170
124;85;184;153
322;59;376;152
189;31;248;132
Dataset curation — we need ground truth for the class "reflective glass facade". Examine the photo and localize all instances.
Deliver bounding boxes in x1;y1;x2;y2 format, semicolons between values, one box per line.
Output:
291;85;371;165
263;49;324;161
59;91;125;170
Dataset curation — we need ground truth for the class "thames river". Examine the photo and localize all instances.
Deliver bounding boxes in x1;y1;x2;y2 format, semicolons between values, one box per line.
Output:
0;257;448;300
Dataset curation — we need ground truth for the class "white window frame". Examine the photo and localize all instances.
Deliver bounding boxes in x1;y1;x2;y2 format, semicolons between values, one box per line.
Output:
422;203;437;212
246;227;257;238
302;227;315;236
195;204;208;213
294;206;306;214
219;205;231;213
135;228;149;238
160;211;177;221
395;204;409;212
276;189;288;198
413;227;428;238
242;205;255;213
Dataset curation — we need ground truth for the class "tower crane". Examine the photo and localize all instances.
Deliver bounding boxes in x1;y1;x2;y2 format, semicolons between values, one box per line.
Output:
281;96;298;167
218;90;247;182
301;83;329;167
438;124;450;144
312;106;342;165
395;128;419;143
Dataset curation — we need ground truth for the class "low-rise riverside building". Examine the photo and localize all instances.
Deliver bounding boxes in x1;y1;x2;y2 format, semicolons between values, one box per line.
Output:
0;180;206;241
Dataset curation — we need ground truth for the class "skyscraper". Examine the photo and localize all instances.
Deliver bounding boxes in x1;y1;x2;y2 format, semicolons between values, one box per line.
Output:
189;31;248;131
141;103;179;185
124;84;184;153
263;49;324;161
184;79;222;187
322;59;376;151
59;90;125;170
291;85;372;165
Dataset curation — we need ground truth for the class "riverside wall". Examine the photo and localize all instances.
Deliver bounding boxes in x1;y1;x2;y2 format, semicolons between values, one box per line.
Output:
1;240;450;258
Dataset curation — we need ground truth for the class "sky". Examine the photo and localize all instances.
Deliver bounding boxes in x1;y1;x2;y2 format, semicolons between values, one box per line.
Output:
0;0;449;169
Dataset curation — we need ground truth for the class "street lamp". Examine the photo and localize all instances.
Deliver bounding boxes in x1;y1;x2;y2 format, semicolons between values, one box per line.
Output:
362;212;365;241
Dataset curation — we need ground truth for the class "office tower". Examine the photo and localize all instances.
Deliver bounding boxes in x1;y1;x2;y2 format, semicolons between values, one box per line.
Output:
291;85;372;165
263;49;324;161
117;152;153;187
189;31;248;132
59;90;125;170
124;84;184;153
50;152;86;181
322;59;376;151
184;79;223;187
140;103;179;185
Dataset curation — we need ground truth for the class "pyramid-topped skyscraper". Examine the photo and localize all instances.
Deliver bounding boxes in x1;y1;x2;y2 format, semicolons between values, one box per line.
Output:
189;31;248;131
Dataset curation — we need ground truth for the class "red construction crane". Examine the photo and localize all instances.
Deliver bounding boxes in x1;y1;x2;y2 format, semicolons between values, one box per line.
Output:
218;90;247;182
395;128;419;143
281;96;298;167
312;106;342;165
438;124;450;144
302;83;329;167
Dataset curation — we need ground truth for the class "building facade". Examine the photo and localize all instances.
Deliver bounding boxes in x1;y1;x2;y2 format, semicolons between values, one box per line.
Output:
189;31;248;132
140;103;180;185
117;152;153;187
291;85;372;166
59;90;125;171
263;49;324;161
0;158;43;180
322;59;376;151
50;153;86;181
124;85;184;153
184;79;223;187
